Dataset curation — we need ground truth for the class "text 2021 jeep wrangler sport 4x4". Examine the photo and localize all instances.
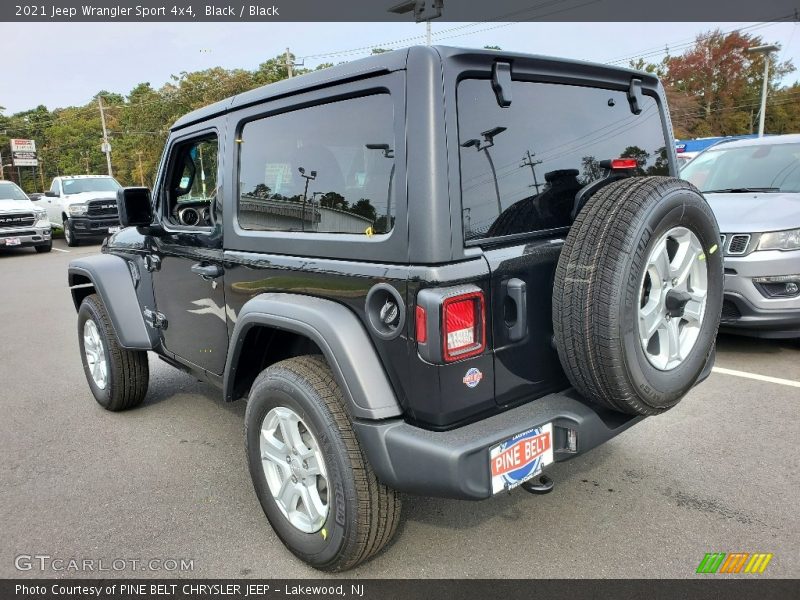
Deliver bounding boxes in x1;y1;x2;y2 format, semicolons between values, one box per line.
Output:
68;46;723;571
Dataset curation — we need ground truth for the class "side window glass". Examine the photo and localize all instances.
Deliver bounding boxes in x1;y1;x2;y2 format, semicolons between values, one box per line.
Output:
237;94;395;235
165;135;219;228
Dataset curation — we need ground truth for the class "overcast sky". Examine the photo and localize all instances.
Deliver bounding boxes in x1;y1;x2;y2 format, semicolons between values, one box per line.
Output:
1;21;798;114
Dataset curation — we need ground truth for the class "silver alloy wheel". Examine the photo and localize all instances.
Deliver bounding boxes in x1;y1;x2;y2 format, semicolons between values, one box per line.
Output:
83;319;108;389
63;221;72;245
638;226;709;371
260;406;329;533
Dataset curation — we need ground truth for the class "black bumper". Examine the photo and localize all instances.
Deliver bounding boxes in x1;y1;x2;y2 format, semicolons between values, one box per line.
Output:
720;292;800;339
354;388;643;500
69;216;120;239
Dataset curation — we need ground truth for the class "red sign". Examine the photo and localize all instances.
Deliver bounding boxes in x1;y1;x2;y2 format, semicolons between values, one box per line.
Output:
491;432;551;477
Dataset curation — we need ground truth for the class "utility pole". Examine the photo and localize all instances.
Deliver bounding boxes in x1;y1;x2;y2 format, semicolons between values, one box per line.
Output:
745;44;780;137
521;150;543;194
38;160;45;190
0;150;4;180
98;96;113;176
285;47;294;78
81;151;90;175
136;151;146;186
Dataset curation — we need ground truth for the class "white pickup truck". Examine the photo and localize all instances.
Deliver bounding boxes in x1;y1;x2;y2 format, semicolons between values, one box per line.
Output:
42;175;122;246
0;180;52;252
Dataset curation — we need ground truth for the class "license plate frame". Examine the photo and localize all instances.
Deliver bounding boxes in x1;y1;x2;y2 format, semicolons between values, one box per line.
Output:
489;423;554;494
108;226;120;234
4;237;21;246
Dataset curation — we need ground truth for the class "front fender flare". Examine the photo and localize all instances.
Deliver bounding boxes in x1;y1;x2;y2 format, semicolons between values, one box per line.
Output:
68;254;155;350
224;293;403;421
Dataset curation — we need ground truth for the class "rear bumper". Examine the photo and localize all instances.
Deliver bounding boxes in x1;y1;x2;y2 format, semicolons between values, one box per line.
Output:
354;388;643;500
720;292;800;338
0;226;52;248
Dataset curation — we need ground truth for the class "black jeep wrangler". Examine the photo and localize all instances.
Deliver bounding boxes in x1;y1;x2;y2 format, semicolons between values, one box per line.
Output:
68;46;723;571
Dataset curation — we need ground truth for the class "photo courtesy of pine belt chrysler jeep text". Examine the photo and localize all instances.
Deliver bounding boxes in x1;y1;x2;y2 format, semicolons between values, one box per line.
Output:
67;47;724;571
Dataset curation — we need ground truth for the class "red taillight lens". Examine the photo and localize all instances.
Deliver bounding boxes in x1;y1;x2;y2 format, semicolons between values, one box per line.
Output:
415;305;427;343
611;158;638;170
442;291;485;362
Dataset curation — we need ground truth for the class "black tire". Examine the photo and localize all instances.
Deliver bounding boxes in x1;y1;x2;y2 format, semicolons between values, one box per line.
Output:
553;176;723;415
77;294;149;411
63;218;79;247
35;240;52;253
245;355;401;572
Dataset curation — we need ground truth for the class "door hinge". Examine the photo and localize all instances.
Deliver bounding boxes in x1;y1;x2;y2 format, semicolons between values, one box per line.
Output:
143;254;161;272
143;307;168;330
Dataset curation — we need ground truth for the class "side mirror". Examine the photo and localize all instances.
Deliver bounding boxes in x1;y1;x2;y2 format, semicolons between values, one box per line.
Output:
117;187;154;228
44;191;58;198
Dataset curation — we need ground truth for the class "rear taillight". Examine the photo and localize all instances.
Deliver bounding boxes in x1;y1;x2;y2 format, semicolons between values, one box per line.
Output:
442;291;485;362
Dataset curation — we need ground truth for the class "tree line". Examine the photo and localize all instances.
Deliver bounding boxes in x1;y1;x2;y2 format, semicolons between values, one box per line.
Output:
1;31;797;194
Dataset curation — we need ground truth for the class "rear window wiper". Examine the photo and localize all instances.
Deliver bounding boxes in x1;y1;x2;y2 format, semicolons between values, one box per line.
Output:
703;187;780;193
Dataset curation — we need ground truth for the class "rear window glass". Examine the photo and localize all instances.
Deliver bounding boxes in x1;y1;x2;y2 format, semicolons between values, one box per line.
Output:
458;79;670;241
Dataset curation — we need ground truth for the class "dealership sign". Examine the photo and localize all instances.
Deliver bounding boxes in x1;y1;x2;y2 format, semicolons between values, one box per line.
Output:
10;139;38;167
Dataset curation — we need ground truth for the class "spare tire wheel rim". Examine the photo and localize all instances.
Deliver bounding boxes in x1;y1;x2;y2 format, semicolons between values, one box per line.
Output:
83;319;108;390
638;226;708;371
259;406;329;533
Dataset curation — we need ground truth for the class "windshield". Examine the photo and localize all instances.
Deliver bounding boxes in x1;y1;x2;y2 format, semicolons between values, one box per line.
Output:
0;181;29;201
681;142;800;193
62;177;121;195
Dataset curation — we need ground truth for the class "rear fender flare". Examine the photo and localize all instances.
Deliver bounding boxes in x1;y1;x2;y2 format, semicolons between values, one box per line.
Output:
224;293;403;420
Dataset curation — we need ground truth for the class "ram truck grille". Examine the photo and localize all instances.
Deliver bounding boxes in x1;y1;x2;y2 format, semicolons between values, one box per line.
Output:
0;213;35;228
87;199;119;217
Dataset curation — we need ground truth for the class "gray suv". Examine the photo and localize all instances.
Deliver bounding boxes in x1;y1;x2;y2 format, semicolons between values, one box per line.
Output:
682;134;800;338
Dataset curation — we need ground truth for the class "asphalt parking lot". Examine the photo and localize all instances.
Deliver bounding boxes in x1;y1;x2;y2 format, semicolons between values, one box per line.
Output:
1;238;798;579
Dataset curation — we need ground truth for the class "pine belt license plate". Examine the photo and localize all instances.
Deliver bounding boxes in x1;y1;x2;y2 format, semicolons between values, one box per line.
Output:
490;423;554;494
4;237;21;246
108;226;120;234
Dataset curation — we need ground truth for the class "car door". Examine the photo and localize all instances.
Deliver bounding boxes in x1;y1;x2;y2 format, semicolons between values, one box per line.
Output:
150;126;229;375
45;179;61;224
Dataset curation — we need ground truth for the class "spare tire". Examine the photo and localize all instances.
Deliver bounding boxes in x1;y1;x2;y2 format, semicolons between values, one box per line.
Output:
553;176;723;415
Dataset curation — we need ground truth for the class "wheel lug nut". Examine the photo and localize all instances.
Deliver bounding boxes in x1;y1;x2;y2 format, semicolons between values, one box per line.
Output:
292;448;298;455
672;278;678;286
302;461;308;469
291;476;298;483
286;456;292;463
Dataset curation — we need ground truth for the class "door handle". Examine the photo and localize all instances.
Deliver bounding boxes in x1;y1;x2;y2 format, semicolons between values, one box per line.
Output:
506;278;527;342
191;263;223;280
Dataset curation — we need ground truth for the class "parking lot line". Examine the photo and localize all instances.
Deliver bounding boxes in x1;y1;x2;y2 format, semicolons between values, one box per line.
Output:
712;366;800;389
52;247;70;253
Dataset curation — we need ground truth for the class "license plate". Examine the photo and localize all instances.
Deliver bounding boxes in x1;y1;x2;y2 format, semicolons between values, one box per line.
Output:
4;237;21;246
108;226;120;234
490;423;554;494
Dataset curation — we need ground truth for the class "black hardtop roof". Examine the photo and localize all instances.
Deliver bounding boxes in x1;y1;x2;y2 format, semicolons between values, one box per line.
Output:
171;45;658;131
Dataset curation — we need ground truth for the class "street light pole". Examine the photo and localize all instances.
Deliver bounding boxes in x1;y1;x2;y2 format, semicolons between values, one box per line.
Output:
298;167;317;232
745;44;780;137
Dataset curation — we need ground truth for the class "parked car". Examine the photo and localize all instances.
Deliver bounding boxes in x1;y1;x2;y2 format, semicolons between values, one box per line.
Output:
68;46;723;571
43;175;122;246
0;180;52;252
681;133;800;338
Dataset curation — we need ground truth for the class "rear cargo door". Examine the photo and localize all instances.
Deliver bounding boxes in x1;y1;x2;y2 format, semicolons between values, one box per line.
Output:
456;77;671;406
